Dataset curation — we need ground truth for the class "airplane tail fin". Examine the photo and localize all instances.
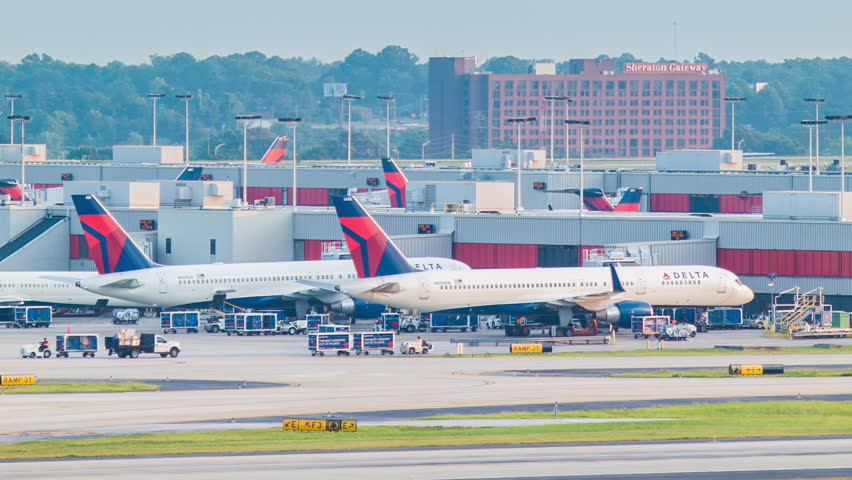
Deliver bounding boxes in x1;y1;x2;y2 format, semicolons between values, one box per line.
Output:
260;136;289;164
613;187;643;212
0;179;27;201
332;195;417;278
71;194;157;274
570;188;614;212
381;157;408;208
175;166;203;181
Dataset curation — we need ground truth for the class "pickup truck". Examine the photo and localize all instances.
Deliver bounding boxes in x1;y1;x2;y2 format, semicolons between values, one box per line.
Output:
105;331;181;358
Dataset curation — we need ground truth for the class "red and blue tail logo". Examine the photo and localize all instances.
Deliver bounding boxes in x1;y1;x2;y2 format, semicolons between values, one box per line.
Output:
260;136;289;164
0;179;26;201
71;195;157;274
614;187;643;212
332;196;417;278
381;157;407;208
566;188;614;211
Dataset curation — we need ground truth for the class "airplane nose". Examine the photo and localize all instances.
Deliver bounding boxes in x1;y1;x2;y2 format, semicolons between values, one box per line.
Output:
739;285;754;304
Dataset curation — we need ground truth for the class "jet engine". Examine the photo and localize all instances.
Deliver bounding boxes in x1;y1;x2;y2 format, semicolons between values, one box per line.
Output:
594;300;653;329
328;298;386;319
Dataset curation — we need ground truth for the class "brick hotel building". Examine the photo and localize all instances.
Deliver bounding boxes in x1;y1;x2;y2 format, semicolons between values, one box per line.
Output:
428;57;726;158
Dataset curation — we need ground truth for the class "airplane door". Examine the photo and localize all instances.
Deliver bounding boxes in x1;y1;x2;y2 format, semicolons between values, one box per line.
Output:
158;274;168;294
717;273;727;294
635;271;646;295
418;280;429;300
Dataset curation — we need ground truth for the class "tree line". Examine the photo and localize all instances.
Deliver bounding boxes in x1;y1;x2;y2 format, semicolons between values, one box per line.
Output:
0;48;850;159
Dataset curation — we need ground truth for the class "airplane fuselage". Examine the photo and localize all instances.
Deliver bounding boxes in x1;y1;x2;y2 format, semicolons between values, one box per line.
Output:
339;265;754;314
0;272;147;307
77;257;469;308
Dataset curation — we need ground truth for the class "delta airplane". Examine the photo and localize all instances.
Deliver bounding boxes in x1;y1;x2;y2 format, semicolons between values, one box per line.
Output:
0;179;27;201
0;271;147;308
324;195;754;334
381;157;407;208
260;136;289;164
68;194;469;316
545;187;643;212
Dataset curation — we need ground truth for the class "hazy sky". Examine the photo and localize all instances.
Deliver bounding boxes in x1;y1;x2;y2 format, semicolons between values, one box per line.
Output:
2;0;850;65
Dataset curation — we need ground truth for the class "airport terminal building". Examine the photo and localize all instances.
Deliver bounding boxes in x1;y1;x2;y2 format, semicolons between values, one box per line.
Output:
429;57;726;158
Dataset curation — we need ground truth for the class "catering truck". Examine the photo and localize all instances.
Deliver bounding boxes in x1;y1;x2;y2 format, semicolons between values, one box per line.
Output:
104;329;181;358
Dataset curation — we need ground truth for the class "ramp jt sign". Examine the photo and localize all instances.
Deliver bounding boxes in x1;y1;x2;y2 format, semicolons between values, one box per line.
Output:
283;418;357;432
1;374;37;386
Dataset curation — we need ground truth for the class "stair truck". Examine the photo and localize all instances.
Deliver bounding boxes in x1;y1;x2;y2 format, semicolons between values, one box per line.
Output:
308;332;352;356
161;311;202;333
352;332;395;355
55;334;100;357
105;329;181;358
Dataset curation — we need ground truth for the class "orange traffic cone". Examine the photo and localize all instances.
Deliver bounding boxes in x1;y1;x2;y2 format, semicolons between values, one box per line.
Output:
66;324;71;334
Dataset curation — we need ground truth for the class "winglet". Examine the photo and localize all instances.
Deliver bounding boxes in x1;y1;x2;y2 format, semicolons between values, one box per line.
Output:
71;194;157;274
175;166;203;181
381;157;408;208
260;136;289;164
614;187;643;212
332;195;417;278
609;264;625;293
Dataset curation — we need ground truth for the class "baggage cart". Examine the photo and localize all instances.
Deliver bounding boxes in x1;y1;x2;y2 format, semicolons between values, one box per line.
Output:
308;332;352;356
353;332;395;355
160;311;201;333
56;334;100;358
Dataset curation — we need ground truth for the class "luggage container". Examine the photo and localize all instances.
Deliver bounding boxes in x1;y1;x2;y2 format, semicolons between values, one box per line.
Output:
306;313;331;333
832;311;850;328
55;334;100;358
112;308;140;324
708;308;743;329
308;332;352;356
318;324;350;333
427;314;479;332
160;311;201;333
353;332;395;355
0;307;15;328
12;306;51;328
634;315;670;338
380;312;400;331
225;313;278;336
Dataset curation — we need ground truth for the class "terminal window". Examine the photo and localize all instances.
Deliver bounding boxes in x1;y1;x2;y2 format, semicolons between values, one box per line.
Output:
165;238;172;254
210;239;216;255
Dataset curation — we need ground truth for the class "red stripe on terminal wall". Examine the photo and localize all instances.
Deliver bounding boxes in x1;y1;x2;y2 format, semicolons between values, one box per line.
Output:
718;248;851;277
453;243;537;268
649;193;690;212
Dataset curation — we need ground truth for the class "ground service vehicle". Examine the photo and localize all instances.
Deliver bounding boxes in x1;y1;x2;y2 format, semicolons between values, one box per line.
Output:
161;311;201;333
20;343;51;358
278;319;308;335
204;316;224;333
398;316;427;333
112;308;140;324
224;313;278;336
353;332;395;355
308;332;352;356
400;338;432;354
427;314;479;332
105;330;180;358
659;323;697;340
55;334;100;357
634;316;671;338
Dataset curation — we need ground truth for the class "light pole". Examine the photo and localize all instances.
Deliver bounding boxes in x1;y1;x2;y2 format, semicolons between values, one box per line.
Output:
566;120;591;215
343;94;362;165
278;117;303;210
544;95;569;167
235;114;261;205
724;97;746;151
377;95;395;158
5;94;22;144
7;115;31;190
147;93;165;146
805;98;825;174
176;94;192;163
826;115;848;219
421;140;431;161
801;120;827;191
507;117;537;212
564;98;574;167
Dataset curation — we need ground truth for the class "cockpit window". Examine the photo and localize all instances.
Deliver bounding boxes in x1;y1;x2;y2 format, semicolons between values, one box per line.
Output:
734;278;743;286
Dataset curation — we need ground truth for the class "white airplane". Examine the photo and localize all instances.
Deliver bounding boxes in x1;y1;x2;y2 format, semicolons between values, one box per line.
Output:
0;271;147;308
323;195;754;335
67;194;469;316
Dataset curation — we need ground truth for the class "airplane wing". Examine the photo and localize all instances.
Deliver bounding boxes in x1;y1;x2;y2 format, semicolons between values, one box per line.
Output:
546;264;627;312
299;278;404;296
92;278;143;289
0;296;26;305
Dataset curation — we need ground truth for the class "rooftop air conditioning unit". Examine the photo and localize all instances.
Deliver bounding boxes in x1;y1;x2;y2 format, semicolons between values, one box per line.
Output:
207;183;221;196
264;196;275;206
96;189;111;199
175;186;192;200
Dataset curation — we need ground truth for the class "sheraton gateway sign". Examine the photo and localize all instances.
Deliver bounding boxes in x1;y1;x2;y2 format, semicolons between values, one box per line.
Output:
623;62;709;74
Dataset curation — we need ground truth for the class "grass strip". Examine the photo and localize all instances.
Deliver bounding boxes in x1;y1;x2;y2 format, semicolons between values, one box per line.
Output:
0;401;849;459
0;382;158;394
608;368;852;378
449;345;852;358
